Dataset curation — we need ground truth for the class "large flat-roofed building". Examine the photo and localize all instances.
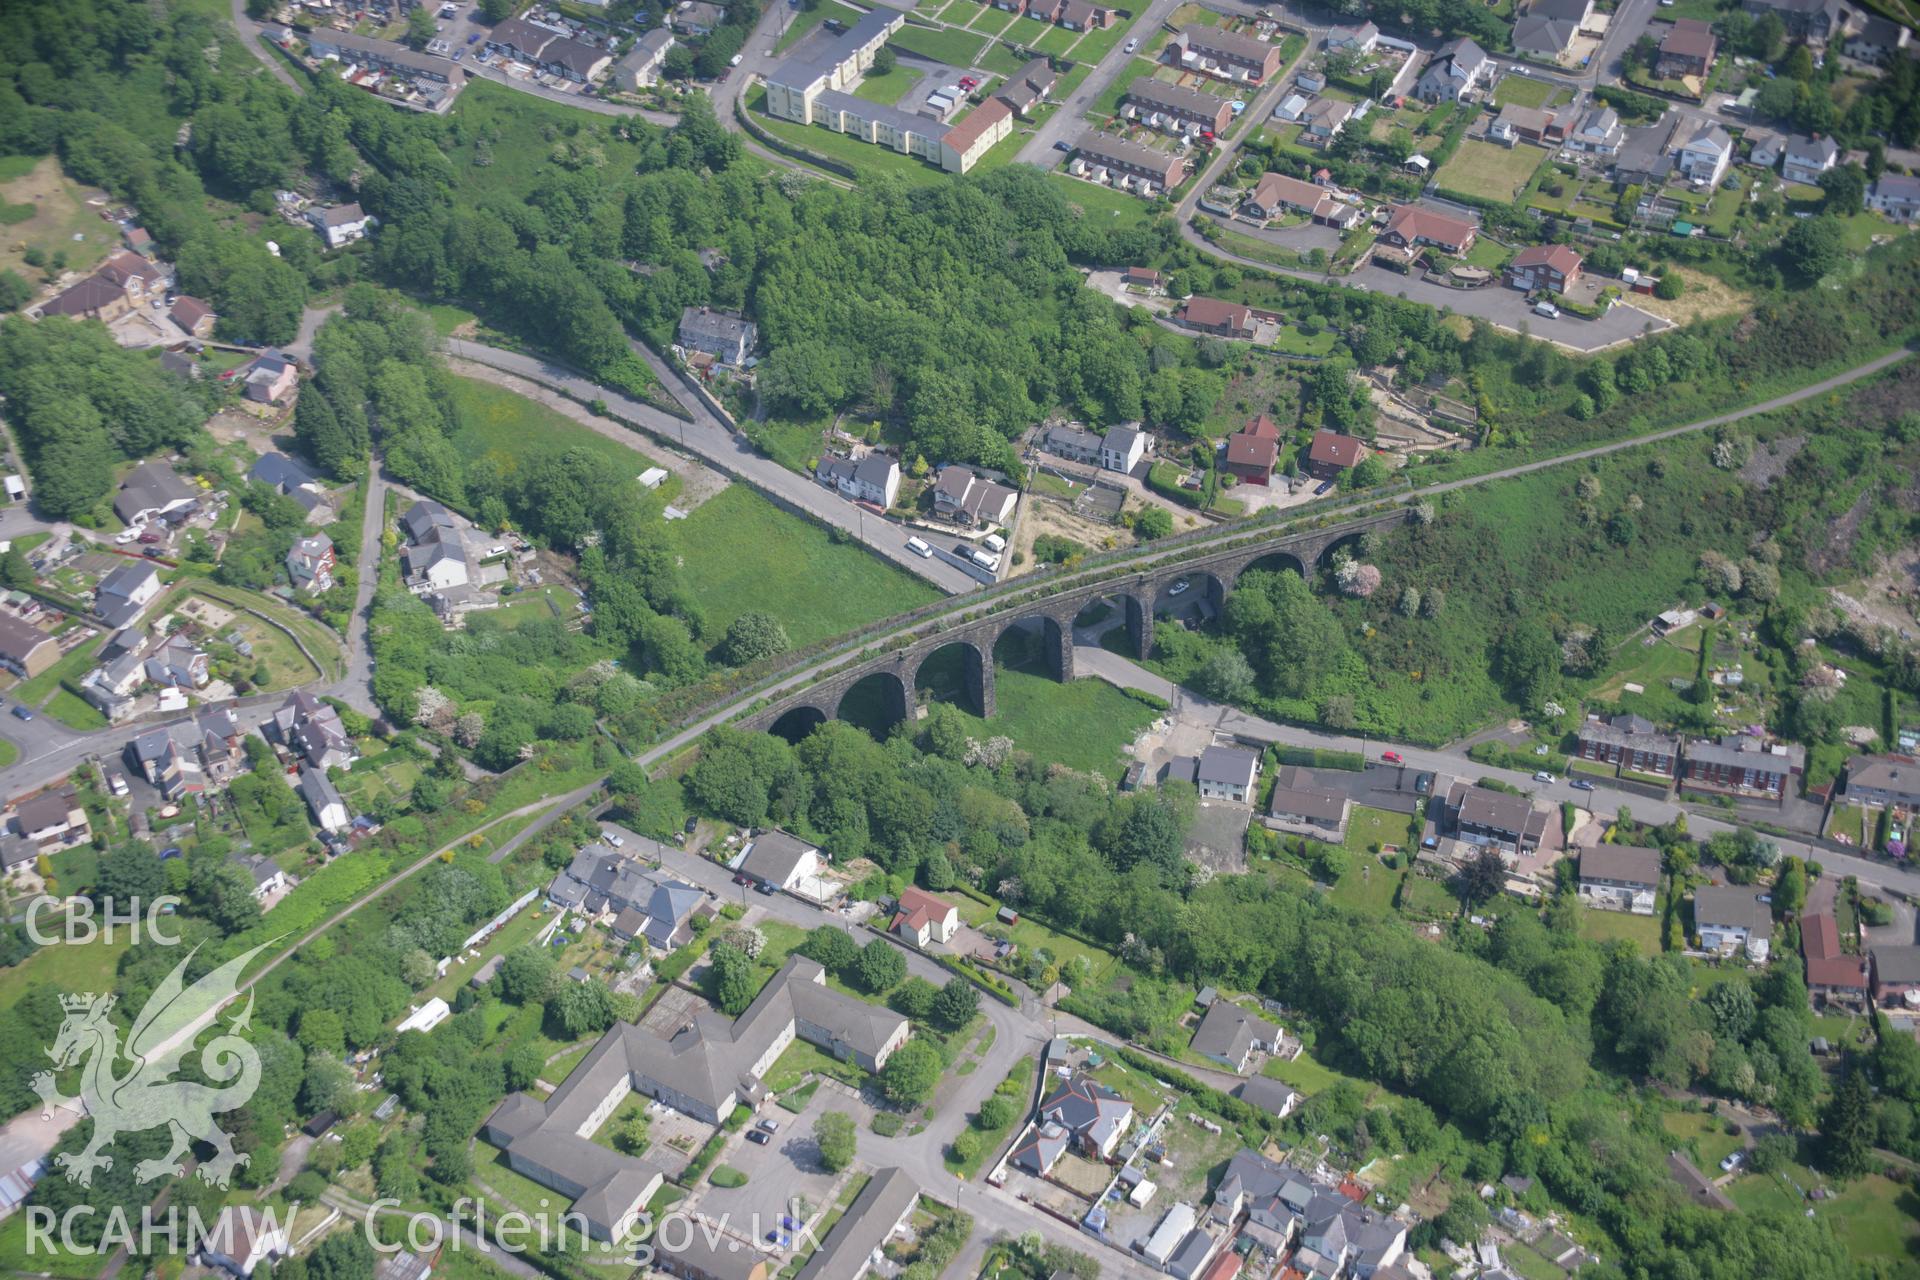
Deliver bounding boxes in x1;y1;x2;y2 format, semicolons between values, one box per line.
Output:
763;8;906;125
1072;131;1187;192
1172;23;1284;83
484;956;910;1239
1125;77;1232;135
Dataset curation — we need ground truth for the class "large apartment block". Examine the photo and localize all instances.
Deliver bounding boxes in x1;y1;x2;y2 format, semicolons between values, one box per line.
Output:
763;8;904;122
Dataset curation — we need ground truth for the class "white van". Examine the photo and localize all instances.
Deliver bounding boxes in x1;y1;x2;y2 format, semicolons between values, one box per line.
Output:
982;533;1007;554
1533;301;1559;318
906;537;933;558
971;549;1000;572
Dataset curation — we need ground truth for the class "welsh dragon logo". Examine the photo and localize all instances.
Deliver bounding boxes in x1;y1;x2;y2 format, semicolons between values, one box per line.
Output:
33;943;270;1189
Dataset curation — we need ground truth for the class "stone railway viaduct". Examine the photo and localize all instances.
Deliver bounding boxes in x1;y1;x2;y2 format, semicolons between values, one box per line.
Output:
745;508;1409;740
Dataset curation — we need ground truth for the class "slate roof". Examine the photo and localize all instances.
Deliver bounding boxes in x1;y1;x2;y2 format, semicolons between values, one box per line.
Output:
1197;744;1260;790
1038;1073;1132;1149
739;829;817;886
794;1167;916;1280
1578;845;1662;887
1693;885;1773;935
1190;1000;1276;1064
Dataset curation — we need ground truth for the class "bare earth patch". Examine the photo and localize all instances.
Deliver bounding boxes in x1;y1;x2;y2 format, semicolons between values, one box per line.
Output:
1735;434;1803;488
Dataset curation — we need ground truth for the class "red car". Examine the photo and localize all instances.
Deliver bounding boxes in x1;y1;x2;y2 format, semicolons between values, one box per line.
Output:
1381;750;1403;765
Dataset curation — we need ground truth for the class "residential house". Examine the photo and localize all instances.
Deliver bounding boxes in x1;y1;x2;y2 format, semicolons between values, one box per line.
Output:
1656;19;1717;79
1414;37;1491;102
1245;171;1355;227
1566;105;1624;155
1740;0;1840;39
1073;130;1188;190
676;307;757;366
0;613;59;680
549;843;706;948
671;0;728;33
654;1229;768;1280
1577;845;1662;914
483;956;908;1238
486;16;562;60
1380;204;1478;255
94;561;163;628
1326;20;1380;52
199;1206;289;1278
248;451;332;522
814;453;900;508
1175;296;1256;339
1871;945;1920;1010
1682;735;1802;797
10;789;90;851
271;692;358;771
243;350;298;404
170;295;217;338
301;766;351;834
1189;1000;1277;1074
1745;127;1786;168
1612;111;1681;187
36;274;134;323
1224;414;1280;487
307;29;460;83
1234;1076;1302;1120
1803;912;1867;1009
1513;0;1590;58
1207;1150;1406;1277
1575;711;1680;777
143;634;209;689
1195;744;1260;803
1693;885;1773;962
936;96;1015;174
1305;429;1365;478
113;460;198;527
1844;12;1911;62
613;28;675;90
1011;1074;1133;1173
1056;0;1112;31
1674;123;1733;186
1101;424;1148;474
793;1167;918;1280
287;534;336;593
1490;103;1562;145
232;853;289;903
1781;133;1839;184
1127;77;1233;136
1265;772;1351;842
128;711;249;800
738;829;822;892
1172;24;1285;84
1505;243;1583;293
1447;783;1548;855
1301;96;1355;141
890;887;958;946
1844;753;1920;808
931;467;1017;527
95;250;164;304
541;37;612;83
995;57;1058;116
1040;422;1105;467
1868;172;1920;221
308;203;373;250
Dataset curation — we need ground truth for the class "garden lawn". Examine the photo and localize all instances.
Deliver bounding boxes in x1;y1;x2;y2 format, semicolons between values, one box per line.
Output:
953;895;1119;986
14;635;106;711
748;87;950;187
1817;1172;1920;1270
1492;76;1555;107
1033;24;1079;55
1259;1044;1370;1097
888;24;987;65
1578;899;1665;954
1660;1109;1744;1173
666;486;938;648
0;936;130;1009
1434;139;1545;203
1088;57;1162;119
1043;173;1159;230
853;68;922;105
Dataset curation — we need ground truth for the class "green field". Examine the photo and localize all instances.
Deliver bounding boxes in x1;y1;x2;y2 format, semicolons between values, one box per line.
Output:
0;936;131;1009
1043;172;1160;229
1434;139;1546;204
1260;1043;1373;1097
449;375;677;499
1661;1109;1744;1173
666;485;938;650
938;667;1158;776
889;23;988;65
955;895;1119;986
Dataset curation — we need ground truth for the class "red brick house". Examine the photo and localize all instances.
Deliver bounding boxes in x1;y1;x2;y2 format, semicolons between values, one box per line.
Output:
1681;735;1802;798
1574;712;1679;778
1176;296;1255;340
1505;244;1583;294
1305;430;1364;479
1224;414;1281;486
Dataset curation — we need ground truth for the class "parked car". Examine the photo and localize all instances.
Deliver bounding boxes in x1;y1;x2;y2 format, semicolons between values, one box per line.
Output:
1054;140;1072;152
1167;578;1191;596
1532;770;1555;783
755;882;776;895
757;1119;780;1134
467;31;481;42
747;1130;771;1146
11;705;32;721
602;829;624;847
733;872;752;886
1124;36;1138;51
1414;772;1434;794
906;536;932;558
1381;750;1403;764
138;531;162;545
1570;778;1596;791
1720;1150;1745;1172
1313;478;1336;495
453;50;464;61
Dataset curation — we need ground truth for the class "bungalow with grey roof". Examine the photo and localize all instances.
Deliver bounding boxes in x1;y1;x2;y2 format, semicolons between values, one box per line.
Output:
1868;172;1920;221
114;461;197;528
1694;885;1773;962
1577;845;1662;914
301;766;350;834
1266;774;1350;842
1447;783;1548;855
1189;1000;1277;1073
737;829;822;891
676;307;757;366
